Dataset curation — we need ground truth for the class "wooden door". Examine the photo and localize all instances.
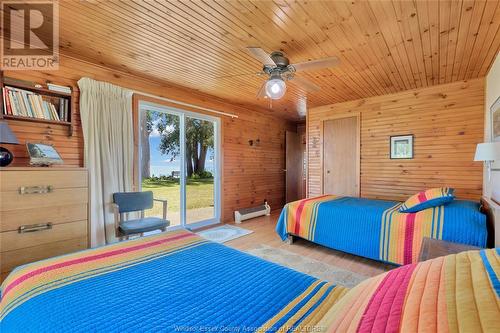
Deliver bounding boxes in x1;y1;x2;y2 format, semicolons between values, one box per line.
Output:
322;116;359;196
286;131;303;203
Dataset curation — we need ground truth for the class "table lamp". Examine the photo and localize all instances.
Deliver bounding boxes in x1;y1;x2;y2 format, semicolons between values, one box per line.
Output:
0;121;20;167
474;142;500;181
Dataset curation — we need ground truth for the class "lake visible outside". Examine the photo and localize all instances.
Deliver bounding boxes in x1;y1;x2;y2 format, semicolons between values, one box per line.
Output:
141;111;216;226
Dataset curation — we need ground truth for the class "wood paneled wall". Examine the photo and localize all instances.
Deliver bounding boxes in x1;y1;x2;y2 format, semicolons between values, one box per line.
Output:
2;56;294;222
308;78;485;201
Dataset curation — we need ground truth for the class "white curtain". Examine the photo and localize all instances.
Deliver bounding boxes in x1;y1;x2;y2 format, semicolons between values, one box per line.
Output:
78;77;134;246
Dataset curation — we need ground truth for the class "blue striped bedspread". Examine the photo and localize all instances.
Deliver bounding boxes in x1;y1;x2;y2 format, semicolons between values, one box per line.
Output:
0;230;347;332
276;196;487;265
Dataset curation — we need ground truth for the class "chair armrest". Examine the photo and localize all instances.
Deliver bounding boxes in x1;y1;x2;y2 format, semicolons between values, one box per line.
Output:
112;203;121;236
153;198;168;220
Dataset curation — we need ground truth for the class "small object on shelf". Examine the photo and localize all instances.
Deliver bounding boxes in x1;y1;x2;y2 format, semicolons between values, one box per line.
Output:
26;142;63;166
47;83;72;94
0;121;20;167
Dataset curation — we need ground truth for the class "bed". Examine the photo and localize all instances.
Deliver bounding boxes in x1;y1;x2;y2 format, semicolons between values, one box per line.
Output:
0;230;347;332
1;229;498;332
276;195;488;265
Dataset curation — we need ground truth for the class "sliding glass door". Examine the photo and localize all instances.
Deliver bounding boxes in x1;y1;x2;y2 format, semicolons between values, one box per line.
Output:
138;101;220;229
185;116;216;224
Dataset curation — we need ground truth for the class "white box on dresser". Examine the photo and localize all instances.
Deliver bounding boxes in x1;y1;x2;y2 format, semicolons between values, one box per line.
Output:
0;168;89;282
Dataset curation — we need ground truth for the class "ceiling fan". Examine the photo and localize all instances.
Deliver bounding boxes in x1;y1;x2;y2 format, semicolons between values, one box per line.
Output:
244;47;340;100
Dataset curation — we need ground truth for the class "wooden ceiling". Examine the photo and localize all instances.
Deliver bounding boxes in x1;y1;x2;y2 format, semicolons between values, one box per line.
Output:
53;0;500;120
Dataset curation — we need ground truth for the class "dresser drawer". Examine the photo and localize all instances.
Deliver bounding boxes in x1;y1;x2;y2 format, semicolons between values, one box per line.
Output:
0;170;88;192
0;168;89;283
1;237;88;273
0;203;88;232
0;220;87;252
0;188;88;211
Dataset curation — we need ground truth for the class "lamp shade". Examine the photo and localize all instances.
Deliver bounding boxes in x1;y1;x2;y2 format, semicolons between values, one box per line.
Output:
265;74;287;100
0;122;19;144
474;142;500;161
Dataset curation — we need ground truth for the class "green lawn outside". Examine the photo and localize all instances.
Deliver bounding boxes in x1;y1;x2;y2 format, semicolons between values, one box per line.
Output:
142;178;214;217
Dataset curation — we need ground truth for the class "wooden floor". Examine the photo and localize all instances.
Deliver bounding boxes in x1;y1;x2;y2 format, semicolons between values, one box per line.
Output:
223;211;394;278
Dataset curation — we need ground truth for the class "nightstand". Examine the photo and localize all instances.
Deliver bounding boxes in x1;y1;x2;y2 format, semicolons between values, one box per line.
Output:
419;237;481;262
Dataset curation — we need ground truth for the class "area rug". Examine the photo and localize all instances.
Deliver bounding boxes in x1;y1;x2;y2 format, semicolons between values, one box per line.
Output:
197;225;253;243
247;245;367;288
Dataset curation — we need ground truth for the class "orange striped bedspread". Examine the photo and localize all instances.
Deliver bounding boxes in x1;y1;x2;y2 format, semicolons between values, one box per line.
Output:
319;248;500;332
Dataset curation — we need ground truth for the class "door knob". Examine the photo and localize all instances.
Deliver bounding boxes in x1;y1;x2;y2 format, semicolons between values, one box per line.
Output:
327;170;331;174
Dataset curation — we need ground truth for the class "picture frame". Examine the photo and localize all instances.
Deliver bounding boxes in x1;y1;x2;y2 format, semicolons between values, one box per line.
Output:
491;96;500;142
26;142;64;166
390;135;414;159
491;96;500;170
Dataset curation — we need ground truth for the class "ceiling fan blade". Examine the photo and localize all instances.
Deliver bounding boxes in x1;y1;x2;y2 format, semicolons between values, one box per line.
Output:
290;56;340;72
246;47;276;66
291;76;321;93
256;81;268;99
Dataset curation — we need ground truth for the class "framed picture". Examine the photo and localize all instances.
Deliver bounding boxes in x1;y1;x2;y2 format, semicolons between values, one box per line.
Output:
390;135;414;159
491;96;500;171
491;96;500;142
26;143;63;166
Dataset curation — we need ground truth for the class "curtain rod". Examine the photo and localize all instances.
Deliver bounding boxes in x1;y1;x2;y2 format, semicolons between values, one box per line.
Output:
133;90;239;119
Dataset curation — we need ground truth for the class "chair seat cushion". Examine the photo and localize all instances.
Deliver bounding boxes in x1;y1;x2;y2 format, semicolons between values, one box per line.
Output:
119;217;169;235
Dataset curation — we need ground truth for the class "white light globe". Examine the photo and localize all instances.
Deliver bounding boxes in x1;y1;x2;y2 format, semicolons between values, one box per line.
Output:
265;78;286;99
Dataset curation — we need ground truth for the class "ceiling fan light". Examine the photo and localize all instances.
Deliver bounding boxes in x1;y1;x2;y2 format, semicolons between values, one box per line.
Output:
265;77;286;99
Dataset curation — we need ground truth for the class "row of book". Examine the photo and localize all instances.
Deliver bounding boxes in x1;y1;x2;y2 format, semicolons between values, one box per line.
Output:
2;86;70;122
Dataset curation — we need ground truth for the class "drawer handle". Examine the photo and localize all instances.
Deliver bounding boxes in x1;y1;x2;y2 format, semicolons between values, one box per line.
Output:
18;223;53;233
18;185;54;195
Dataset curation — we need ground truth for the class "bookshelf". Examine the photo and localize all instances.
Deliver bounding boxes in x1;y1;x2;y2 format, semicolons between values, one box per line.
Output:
0;75;74;136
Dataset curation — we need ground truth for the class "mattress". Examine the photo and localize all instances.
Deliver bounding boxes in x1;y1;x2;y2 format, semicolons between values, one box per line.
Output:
276;196;487;265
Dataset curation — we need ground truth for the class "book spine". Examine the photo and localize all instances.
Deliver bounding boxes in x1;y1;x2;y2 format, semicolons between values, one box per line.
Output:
35;95;43;118
47;102;54;120
42;100;50;119
48;102;56;120
26;95;34;117
21;92;34;117
15;91;27;116
46;101;54;120
64;99;69;121
59;98;64;120
36;95;46;119
50;103;60;121
4;88;12;114
27;95;40;118
7;90;15;115
53;104;58;120
12;91;22;116
2;88;7;115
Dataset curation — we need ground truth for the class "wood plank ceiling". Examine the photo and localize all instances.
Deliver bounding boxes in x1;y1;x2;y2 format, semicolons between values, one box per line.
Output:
55;0;500;120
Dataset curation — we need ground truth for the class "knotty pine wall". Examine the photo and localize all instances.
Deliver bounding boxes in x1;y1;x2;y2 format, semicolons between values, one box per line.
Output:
308;78;485;201
2;56;295;222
